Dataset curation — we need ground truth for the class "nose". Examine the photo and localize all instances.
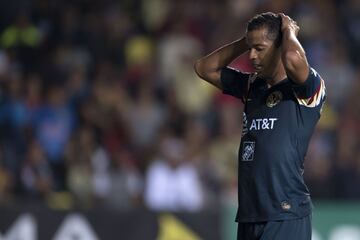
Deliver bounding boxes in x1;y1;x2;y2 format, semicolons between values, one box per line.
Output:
249;48;257;62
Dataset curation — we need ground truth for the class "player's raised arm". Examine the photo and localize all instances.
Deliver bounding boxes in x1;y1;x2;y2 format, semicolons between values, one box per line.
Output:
279;13;309;84
194;37;249;89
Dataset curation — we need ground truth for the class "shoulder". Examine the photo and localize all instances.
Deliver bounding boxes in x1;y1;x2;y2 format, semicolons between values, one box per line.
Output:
292;67;326;108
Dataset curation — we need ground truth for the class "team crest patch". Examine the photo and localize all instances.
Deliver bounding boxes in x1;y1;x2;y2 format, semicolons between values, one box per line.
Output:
266;91;282;107
242;141;255;161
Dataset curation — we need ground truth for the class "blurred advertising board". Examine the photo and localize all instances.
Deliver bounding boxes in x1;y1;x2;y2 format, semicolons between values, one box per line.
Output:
0;206;220;240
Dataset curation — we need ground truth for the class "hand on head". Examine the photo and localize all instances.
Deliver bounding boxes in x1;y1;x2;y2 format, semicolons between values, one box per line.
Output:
278;13;299;36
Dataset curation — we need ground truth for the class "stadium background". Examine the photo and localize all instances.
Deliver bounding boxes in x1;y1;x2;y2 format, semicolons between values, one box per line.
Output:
0;0;359;239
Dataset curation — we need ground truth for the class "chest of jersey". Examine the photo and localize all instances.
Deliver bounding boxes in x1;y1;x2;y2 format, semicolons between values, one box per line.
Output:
243;79;297;133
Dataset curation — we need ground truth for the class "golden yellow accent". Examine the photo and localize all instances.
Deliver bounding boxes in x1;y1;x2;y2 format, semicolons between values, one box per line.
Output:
295;79;326;108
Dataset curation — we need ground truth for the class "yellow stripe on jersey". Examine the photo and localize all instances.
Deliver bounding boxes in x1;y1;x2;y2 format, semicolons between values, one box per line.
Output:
295;78;326;108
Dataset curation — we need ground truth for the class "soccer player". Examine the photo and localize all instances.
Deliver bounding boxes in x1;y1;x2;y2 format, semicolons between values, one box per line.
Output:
194;12;326;239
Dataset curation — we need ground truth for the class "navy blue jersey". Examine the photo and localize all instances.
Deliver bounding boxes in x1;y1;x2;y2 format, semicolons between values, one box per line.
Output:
221;67;326;222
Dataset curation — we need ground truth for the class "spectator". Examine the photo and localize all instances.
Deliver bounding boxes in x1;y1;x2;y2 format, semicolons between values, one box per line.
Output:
145;136;204;211
106;148;143;210
20;139;53;199
33;85;75;191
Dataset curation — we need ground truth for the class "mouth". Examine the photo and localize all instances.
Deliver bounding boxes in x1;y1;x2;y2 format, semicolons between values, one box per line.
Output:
252;64;262;71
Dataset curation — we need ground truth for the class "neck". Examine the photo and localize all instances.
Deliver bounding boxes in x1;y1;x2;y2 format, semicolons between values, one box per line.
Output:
262;61;287;87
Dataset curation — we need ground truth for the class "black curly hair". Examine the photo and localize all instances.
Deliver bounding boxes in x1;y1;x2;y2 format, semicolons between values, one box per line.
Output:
247;12;282;47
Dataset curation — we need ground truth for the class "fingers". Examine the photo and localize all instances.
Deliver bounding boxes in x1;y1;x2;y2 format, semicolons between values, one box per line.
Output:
279;13;298;25
278;13;286;19
278;13;299;34
279;13;294;23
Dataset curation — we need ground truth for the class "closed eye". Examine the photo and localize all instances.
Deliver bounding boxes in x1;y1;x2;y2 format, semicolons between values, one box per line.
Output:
249;47;265;52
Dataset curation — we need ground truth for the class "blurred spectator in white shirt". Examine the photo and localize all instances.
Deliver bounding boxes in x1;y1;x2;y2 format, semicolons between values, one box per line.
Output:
145;136;203;211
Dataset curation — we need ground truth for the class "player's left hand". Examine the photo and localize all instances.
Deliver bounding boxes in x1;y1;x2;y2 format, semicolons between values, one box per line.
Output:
279;13;299;36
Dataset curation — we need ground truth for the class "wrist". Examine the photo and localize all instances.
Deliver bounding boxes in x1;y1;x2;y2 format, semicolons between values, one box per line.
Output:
282;27;292;34
282;27;296;39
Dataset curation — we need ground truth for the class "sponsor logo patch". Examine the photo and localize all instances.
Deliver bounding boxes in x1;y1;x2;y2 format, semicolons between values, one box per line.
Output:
249;118;278;131
242;141;255;161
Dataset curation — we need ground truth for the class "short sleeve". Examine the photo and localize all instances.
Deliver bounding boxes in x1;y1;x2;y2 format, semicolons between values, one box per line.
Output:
220;67;250;100
292;67;326;107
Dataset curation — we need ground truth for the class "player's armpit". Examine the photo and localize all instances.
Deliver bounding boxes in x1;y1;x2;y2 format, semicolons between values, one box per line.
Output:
220;67;250;100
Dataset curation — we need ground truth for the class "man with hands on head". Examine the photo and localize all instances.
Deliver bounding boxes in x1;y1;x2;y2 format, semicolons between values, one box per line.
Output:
195;12;325;240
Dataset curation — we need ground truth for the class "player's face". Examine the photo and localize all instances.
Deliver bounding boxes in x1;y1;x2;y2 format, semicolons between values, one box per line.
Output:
246;27;281;77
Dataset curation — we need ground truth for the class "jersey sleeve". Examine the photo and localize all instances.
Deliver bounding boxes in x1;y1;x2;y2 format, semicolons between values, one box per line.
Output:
291;67;326;108
220;67;250;101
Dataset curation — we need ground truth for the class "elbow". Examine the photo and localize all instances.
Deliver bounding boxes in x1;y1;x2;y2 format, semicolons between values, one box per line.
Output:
194;59;206;80
193;58;222;88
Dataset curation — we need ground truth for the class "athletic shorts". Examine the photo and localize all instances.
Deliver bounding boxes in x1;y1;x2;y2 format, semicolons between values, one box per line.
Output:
237;215;312;240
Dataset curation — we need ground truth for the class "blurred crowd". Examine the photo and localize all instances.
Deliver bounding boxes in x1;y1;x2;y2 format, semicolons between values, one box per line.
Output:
0;0;359;211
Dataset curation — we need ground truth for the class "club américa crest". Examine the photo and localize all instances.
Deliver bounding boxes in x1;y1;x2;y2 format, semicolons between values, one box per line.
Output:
266;91;283;107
